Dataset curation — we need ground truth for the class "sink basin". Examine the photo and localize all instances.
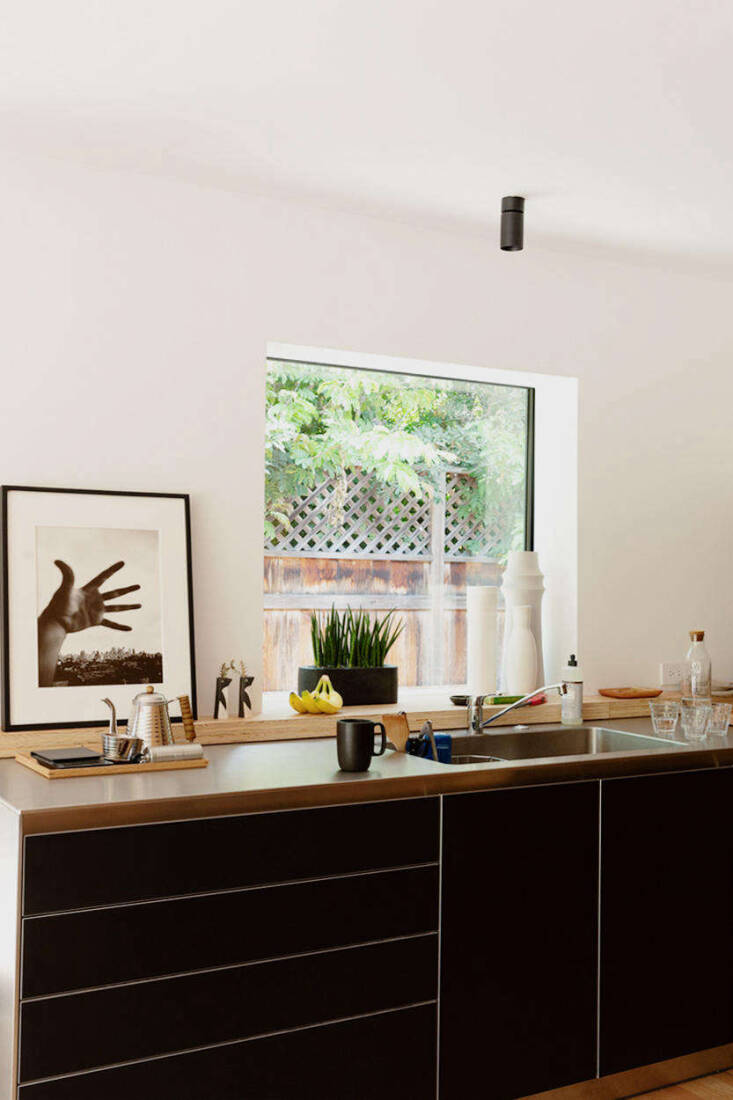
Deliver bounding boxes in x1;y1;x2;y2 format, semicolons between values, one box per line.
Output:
438;725;686;764
452;754;506;765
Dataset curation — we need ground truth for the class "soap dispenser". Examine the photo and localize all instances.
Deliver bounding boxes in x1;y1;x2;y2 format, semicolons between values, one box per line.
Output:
561;654;583;727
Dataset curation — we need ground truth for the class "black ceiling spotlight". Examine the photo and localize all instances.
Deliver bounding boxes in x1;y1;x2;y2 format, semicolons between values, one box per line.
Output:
500;196;525;251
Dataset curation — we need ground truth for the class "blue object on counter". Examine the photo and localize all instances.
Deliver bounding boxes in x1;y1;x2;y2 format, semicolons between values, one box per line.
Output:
406;733;452;763
433;734;452;763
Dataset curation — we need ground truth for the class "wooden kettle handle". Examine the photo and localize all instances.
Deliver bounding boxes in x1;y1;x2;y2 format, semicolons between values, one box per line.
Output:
177;695;197;742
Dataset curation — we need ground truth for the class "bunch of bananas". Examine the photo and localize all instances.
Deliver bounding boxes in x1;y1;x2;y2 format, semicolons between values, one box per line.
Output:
289;675;343;715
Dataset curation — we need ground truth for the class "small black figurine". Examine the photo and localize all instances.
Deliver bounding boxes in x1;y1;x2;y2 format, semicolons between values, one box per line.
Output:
238;674;255;717
214;664;232;720
219;659;255;719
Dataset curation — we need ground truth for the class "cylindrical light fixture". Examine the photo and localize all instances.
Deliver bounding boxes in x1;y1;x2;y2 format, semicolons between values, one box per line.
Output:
500;196;525;251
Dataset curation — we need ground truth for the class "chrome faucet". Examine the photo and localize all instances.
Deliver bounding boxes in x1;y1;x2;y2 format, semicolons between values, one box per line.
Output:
469;684;567;733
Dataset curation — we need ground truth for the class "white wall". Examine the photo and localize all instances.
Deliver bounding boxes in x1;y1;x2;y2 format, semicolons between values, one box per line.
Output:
2;151;733;708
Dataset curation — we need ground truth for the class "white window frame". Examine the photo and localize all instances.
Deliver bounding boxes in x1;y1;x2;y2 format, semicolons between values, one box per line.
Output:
262;342;578;705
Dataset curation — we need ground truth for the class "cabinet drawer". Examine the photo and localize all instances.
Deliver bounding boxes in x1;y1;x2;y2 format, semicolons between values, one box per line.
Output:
23;865;439;996
23;797;439;915
20;933;437;1082
18;1002;437;1100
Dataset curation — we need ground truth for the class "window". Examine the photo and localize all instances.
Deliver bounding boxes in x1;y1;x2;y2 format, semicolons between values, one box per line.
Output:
264;357;534;691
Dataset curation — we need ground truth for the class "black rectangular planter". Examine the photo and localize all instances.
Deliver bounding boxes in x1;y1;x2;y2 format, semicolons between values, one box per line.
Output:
297;666;398;706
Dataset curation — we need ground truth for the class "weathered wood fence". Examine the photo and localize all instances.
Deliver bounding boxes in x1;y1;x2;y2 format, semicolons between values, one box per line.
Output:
264;468;507;691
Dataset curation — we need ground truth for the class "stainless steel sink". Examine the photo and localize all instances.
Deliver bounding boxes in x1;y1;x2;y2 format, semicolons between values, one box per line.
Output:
452;753;506;765
438;725;686;764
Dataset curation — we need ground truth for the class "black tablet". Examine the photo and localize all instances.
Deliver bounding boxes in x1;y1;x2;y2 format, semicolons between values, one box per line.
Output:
31;747;104;769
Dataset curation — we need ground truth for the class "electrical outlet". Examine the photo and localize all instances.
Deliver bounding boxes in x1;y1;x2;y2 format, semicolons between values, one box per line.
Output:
660;661;684;686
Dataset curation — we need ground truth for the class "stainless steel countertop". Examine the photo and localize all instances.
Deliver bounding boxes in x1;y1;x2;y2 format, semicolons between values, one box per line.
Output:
3;716;732;834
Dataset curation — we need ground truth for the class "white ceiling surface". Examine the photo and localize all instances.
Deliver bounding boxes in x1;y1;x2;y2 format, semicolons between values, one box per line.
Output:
1;0;732;260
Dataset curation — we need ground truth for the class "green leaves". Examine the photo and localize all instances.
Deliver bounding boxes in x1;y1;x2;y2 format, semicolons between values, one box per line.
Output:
310;607;405;668
265;358;529;562
310;606;349;667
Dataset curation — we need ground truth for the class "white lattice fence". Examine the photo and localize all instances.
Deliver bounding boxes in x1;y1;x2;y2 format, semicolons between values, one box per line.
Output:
265;468;499;560
265;468;432;558
443;470;506;559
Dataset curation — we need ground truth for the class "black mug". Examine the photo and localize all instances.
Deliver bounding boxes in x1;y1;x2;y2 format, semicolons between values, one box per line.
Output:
336;718;387;772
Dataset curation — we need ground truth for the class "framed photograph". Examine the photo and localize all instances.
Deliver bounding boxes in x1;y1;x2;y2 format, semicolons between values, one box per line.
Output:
1;486;196;730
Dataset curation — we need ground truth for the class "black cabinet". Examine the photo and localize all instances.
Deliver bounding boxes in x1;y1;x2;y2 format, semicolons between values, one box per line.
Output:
23;797;439;914
18;1003;437;1100
21;935;437;1081
600;768;733;1075
23;865;439;996
19;797;440;1096
23;762;733;1099
440;781;599;1100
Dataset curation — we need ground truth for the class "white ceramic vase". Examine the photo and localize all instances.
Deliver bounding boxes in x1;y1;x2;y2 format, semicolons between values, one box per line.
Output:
501;550;545;689
466;586;498;696
503;605;538;695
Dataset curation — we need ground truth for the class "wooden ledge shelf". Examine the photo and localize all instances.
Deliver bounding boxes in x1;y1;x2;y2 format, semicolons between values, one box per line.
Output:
0;692;666;760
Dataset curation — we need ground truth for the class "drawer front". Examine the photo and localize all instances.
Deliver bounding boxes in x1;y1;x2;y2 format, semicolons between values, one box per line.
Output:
23;797;439;914
23;865;439;996
20;934;437;1082
18;1002;437;1100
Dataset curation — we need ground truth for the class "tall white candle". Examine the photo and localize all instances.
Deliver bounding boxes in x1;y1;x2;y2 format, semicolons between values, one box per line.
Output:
466;586;498;697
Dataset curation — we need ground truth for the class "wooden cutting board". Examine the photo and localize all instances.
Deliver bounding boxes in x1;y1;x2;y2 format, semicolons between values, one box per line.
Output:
598;688;663;700
15;753;209;779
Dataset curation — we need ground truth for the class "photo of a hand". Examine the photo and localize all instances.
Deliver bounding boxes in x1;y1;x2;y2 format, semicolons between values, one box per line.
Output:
44;560;141;633
38;560;142;686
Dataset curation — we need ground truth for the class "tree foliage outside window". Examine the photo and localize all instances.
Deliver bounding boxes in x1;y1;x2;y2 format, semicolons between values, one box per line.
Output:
265;359;530;561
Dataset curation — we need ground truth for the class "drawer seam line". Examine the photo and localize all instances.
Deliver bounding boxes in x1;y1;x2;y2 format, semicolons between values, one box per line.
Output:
21;930;440;1002
23;860;440;919
18;999;439;1087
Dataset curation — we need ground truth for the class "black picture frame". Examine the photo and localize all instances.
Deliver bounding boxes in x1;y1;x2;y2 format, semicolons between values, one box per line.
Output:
1;485;197;731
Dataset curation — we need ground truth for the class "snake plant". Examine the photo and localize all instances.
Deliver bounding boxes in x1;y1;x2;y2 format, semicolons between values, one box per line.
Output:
310;606;404;668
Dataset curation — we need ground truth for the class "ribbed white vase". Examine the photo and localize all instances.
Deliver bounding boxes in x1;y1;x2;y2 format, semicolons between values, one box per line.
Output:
503;605;538;696
501;550;545;689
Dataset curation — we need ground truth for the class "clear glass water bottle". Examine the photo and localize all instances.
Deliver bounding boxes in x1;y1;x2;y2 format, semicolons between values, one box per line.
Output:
681;630;712;699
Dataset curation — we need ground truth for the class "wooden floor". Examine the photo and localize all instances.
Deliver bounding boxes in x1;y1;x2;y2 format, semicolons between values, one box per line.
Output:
635;1070;733;1097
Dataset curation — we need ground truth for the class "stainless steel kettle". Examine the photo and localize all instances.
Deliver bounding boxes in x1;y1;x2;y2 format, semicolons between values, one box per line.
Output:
127;686;174;749
127;687;197;751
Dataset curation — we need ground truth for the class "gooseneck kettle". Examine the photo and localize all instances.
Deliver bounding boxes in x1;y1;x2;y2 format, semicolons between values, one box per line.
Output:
127;687;197;750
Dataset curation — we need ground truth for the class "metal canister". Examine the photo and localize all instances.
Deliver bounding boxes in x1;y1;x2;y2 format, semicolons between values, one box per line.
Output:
101;697;120;761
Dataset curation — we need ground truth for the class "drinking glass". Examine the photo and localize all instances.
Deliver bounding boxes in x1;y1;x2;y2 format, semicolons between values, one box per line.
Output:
707;702;732;737
648;700;680;739
679;697;712;742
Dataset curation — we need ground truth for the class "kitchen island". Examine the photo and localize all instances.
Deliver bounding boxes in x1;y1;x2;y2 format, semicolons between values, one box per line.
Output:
2;716;733;1099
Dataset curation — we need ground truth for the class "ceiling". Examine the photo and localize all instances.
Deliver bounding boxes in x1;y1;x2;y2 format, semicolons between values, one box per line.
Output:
2;0;732;259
